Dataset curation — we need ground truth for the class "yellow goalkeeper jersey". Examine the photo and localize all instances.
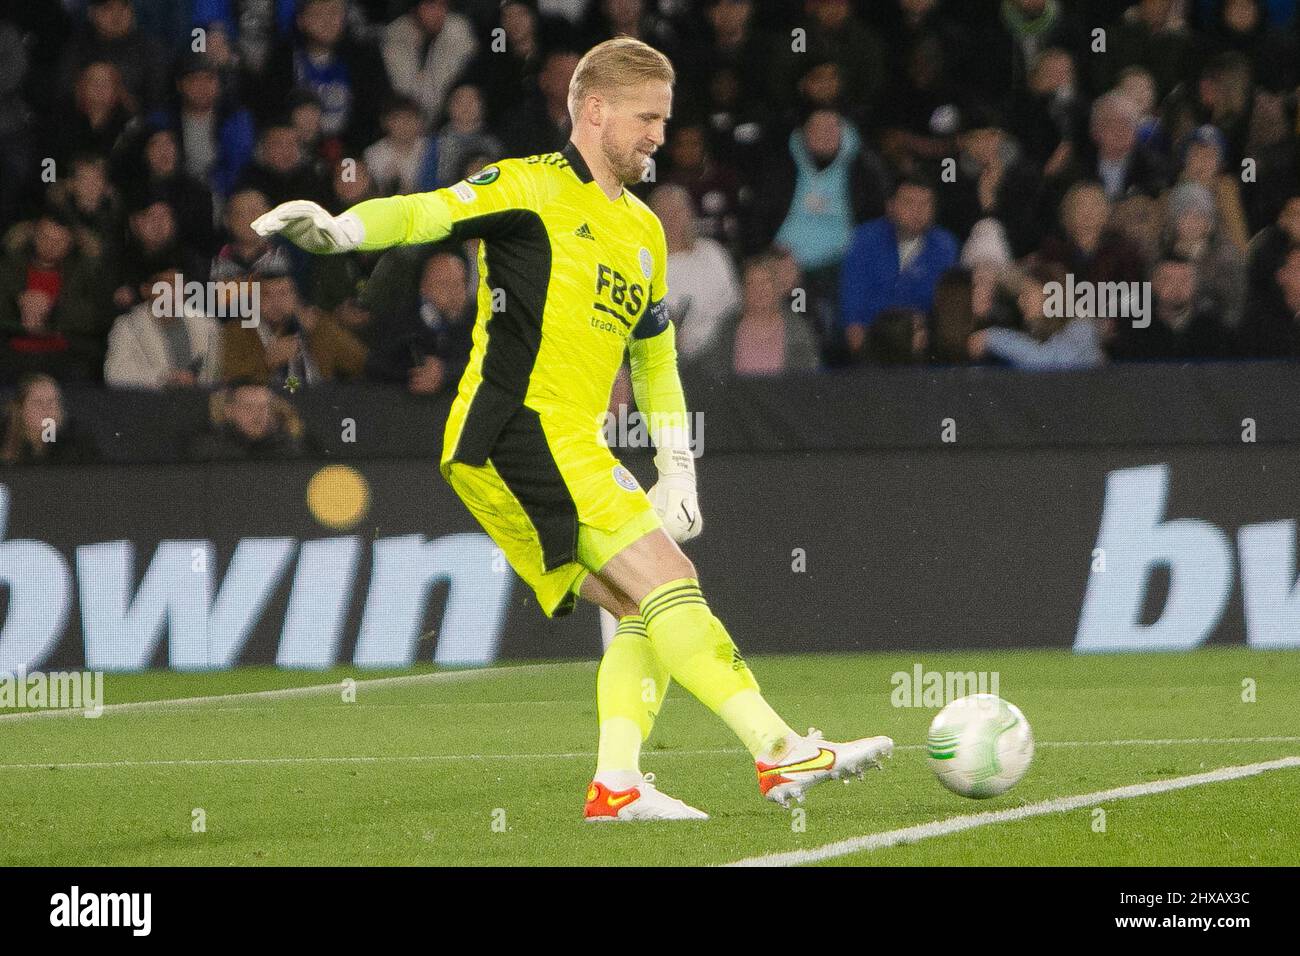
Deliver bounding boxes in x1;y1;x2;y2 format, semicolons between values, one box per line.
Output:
348;142;681;469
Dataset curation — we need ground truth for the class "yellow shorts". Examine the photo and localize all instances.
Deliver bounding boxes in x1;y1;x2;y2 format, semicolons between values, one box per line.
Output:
441;404;661;617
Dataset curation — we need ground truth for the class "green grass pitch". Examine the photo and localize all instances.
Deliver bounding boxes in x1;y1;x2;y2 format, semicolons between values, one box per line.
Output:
1;647;1297;866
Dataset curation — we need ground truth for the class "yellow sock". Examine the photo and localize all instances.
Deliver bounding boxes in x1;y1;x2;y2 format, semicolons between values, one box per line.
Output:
639;578;793;758
595;615;669;774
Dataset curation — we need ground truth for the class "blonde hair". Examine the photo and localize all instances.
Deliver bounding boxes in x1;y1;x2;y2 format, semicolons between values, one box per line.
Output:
568;37;675;124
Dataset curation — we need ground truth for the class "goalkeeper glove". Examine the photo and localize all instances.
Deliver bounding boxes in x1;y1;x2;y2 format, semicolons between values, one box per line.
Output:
648;443;702;544
250;200;365;254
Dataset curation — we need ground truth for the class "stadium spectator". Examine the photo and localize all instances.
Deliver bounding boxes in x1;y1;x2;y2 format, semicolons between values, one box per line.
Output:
1087;0;1195;100
839;176;958;358
869;307;930;365
220;265;366;386
661;123;745;253
1111;253;1235;360
191;0;298;76
937;104;1046;257
1033;182;1144;288
45;154;124;268
1161;52;1257;172
260;0;393;151
1009;46;1085;176
467;2;543;126
1161;181;1247;328
876;32;960;175
57;0;169;113
434;84;504;187
1246;196;1300;299
210;189;288;284
0;211;107;384
770;0;888;129
104;266;223;389
930;265;1020;366
1200;0;1297;93
51;61;138;171
754;108;887;322
1173;124;1249;251
238;121;331;208
364;96;439;196
0;373;100;465
381;0;479;128
733;255;821;376
365;250;472;395
304;159;382;328
649;185;741;369
186;378;305;461
499;47;579;157
699;0;768;119
166;50;256;200
1062;91;1170;203
123;127;219;261
957;0;1084;105
1240;245;1300;357
968;266;1106;370
114;198;209;314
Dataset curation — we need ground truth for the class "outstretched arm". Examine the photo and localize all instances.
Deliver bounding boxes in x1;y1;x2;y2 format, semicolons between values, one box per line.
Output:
250;162;533;253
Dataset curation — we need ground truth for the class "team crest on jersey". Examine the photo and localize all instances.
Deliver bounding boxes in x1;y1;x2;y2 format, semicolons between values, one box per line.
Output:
612;465;639;491
638;247;653;280
467;166;500;185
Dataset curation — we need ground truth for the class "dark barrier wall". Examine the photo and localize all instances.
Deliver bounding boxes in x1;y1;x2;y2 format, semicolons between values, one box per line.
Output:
50;362;1300;463
2;438;1296;671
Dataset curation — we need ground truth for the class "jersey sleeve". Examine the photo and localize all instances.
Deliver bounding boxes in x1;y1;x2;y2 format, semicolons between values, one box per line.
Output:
345;160;538;251
629;219;688;443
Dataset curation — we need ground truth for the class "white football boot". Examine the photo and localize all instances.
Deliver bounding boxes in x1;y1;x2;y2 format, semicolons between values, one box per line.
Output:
584;771;709;821
756;728;894;808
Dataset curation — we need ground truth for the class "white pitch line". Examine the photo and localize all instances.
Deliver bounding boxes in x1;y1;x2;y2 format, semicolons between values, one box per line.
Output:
2;737;1299;773
0;661;589;723
726;755;1300;867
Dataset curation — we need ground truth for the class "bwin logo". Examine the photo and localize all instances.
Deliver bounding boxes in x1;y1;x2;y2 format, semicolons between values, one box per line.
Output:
50;886;151;936
1075;463;1300;651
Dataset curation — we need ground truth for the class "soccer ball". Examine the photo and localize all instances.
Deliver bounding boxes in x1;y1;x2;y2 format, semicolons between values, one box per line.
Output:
926;694;1034;798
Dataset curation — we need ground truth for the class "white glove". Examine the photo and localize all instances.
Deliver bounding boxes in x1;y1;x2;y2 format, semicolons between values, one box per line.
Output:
250;200;364;254
648;445;702;544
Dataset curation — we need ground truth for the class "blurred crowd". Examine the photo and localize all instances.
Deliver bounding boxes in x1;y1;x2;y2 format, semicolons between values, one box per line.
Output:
3;0;1300;464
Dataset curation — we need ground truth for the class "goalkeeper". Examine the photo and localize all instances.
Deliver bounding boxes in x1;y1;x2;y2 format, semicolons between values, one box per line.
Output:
253;37;891;820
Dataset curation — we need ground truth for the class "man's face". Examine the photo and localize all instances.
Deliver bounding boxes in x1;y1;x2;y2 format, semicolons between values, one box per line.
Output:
809;0;849;30
90;0;134;41
131;203;175;248
597;80;672;185
145;131;178;176
298;0;345;48
228;385;274;441
889;184;935;238
803;110;841;161
1093;112;1136;157
1153;261;1195;313
422;255;468;316
708;0;751;34
229;191;269;243
416;0;449;34
180;69;219;111
262;127;301;172
23;379;63;436
258;277;297;325
34;219;74;264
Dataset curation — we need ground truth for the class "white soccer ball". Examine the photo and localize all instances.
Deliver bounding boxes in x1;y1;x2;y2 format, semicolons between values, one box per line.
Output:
926;694;1034;798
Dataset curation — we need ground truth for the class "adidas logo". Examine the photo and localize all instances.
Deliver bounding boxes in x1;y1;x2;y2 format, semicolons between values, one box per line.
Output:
575;223;595;240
